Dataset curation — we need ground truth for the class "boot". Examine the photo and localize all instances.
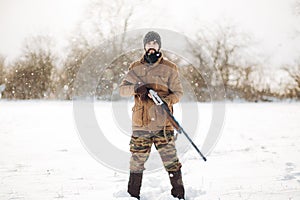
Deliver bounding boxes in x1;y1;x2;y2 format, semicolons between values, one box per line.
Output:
168;169;185;199
127;172;143;199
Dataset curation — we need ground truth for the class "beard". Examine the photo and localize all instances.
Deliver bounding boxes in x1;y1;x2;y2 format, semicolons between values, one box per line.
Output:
144;48;162;64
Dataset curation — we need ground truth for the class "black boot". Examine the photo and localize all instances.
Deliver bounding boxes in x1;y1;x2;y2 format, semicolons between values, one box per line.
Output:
168;169;185;199
128;172;143;199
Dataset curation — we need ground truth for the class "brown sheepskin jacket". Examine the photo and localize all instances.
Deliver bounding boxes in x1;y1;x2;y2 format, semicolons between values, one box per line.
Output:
119;54;183;131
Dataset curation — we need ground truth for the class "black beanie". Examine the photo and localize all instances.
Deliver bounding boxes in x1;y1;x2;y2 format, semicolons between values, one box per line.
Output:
143;31;161;49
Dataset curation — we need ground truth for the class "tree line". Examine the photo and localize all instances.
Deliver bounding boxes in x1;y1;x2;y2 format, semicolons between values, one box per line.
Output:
0;0;299;102
0;28;299;102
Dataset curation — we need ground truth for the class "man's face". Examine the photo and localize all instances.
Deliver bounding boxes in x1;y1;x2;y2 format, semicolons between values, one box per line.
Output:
145;41;159;54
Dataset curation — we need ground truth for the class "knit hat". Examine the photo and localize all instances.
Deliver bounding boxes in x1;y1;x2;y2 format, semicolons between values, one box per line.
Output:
143;31;161;49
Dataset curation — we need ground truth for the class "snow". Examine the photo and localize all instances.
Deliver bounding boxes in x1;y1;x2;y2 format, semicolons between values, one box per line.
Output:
0;101;300;199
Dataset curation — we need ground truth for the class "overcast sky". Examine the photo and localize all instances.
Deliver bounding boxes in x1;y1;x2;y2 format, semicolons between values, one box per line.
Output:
0;0;86;59
0;0;299;67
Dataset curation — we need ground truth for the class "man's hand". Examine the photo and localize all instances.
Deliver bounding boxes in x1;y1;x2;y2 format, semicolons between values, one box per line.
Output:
134;83;149;101
162;97;172;106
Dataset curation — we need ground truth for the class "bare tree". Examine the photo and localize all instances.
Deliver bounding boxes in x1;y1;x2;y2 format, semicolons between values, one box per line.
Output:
0;55;5;84
4;35;57;99
0;55;6;99
75;0;134;48
195;23;255;85
57;0;136;100
190;22;261;100
293;0;300;16
57;35;91;100
283;64;300;99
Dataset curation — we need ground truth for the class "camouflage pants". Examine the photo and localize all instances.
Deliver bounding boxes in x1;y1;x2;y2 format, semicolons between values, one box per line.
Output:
129;130;182;172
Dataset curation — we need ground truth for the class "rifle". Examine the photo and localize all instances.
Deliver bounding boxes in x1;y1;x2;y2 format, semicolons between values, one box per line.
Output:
129;70;207;162
149;89;207;161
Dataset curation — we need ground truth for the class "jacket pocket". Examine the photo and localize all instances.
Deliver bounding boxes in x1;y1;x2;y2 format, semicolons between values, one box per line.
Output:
132;105;144;126
147;105;167;129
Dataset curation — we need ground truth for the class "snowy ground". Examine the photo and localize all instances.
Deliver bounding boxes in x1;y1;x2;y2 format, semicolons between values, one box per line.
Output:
0;101;300;200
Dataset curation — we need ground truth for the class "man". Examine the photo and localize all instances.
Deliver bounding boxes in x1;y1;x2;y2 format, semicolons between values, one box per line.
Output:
119;31;185;199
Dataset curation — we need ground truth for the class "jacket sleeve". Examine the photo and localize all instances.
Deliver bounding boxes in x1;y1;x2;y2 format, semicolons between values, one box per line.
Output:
119;63;137;97
119;79;135;97
163;65;183;105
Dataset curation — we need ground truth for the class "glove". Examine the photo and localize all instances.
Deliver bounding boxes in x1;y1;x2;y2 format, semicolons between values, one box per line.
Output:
134;83;149;101
162;97;172;106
